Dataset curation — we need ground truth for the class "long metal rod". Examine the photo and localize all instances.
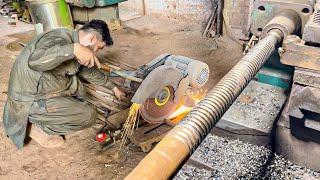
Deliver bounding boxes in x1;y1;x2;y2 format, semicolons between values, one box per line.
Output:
125;33;279;180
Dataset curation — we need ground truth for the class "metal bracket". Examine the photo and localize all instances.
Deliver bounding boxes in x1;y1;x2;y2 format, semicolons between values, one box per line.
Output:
280;35;320;71
250;0;314;37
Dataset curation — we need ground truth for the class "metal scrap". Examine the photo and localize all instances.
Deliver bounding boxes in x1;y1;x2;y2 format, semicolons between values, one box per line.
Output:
174;135;320;179
84;83;131;123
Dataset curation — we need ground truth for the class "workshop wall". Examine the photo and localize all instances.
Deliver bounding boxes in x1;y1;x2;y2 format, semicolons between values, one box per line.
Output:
121;0;252;40
120;0;212;23
144;0;212;22
223;0;253;40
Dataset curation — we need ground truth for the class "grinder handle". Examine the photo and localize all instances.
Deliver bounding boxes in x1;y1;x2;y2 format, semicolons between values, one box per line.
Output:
100;64;112;72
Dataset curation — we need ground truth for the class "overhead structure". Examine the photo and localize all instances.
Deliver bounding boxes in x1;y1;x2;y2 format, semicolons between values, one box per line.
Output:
65;0;127;27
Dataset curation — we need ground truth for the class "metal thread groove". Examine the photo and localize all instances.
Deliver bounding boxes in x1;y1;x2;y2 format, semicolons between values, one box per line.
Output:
313;9;320;24
167;34;278;151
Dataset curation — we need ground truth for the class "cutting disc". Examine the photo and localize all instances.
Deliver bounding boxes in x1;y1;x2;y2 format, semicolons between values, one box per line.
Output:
140;86;179;124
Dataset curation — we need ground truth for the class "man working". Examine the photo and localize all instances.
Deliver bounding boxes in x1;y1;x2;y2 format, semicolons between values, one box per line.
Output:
3;20;125;149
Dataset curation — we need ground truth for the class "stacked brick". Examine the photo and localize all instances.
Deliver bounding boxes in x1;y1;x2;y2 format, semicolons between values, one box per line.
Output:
224;0;252;40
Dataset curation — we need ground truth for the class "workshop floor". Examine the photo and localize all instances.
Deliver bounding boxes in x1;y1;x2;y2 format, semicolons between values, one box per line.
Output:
0;16;242;179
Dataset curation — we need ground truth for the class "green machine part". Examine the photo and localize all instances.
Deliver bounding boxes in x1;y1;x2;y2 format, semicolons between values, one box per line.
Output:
69;0;127;7
69;0;127;27
255;51;293;90
27;0;74;31
256;66;292;89
58;0;74;28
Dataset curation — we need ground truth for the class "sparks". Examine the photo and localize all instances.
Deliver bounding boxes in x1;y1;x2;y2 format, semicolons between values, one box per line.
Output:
168;89;207;125
120;103;141;149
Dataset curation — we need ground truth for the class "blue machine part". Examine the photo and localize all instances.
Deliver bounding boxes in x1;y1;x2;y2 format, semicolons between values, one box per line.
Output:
255;50;293;89
95;0;127;6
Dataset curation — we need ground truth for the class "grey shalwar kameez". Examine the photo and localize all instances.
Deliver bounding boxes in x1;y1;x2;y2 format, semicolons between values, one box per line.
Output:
3;28;115;149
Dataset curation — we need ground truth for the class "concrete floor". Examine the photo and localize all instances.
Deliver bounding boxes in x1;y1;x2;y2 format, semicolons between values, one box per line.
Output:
0;17;34;38
0;16;242;179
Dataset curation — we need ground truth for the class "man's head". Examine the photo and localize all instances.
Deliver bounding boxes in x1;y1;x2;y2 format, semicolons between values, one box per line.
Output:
79;19;113;53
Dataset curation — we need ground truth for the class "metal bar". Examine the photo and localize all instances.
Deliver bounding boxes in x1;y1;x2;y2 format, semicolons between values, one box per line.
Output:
84;83;131;103
87;98;123;112
100;63;143;83
216;0;224;36
112;70;143;83
203;1;217;37
83;83;114;94
86;88;127;108
86;89;126;111
95;90;131;107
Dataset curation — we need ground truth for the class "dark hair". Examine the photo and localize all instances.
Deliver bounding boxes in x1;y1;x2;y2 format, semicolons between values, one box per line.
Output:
80;19;113;46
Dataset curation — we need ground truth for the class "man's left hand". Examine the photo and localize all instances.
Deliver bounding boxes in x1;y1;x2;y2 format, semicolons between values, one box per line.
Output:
112;87;126;101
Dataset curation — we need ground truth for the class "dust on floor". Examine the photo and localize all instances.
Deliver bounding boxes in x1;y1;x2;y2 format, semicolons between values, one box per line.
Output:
0;17;242;179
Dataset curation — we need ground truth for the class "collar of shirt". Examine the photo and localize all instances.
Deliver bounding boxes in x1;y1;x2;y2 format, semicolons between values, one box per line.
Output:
72;30;80;43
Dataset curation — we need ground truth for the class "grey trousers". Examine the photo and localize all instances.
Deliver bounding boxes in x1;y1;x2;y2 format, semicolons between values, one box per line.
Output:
28;97;96;135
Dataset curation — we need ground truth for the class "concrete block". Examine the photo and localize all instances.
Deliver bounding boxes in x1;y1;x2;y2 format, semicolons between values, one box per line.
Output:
213;80;287;149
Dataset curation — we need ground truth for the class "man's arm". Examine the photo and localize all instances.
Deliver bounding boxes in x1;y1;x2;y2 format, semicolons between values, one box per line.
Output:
78;67;126;100
78;66;116;90
28;33;75;72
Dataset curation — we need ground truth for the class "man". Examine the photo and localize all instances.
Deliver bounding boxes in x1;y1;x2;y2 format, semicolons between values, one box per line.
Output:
3;20;125;149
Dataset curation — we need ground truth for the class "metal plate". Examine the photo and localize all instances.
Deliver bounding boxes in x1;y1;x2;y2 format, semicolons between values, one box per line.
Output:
250;0;313;37
280;35;320;71
302;3;320;43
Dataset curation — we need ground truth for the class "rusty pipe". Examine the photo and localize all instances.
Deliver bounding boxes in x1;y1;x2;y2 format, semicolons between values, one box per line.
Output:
126;11;301;180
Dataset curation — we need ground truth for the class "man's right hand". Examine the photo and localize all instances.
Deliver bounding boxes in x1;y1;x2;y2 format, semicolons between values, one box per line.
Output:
74;43;101;68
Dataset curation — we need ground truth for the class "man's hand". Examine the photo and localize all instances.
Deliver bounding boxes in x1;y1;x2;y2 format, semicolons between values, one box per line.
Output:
74;43;101;68
112;87;126;101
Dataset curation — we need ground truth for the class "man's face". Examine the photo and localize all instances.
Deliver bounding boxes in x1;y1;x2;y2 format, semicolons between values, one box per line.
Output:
80;33;106;54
